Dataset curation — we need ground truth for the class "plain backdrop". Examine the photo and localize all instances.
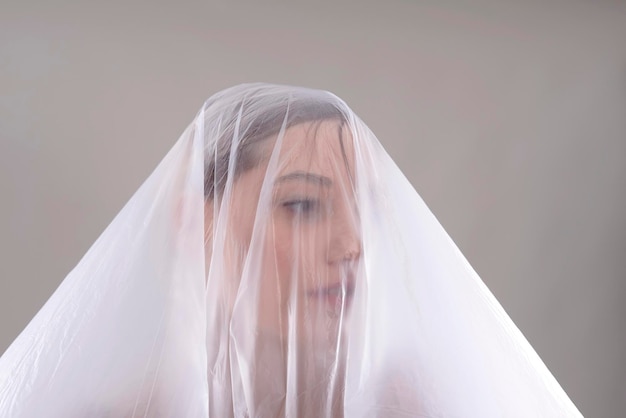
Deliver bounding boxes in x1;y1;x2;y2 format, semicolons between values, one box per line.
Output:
1;1;625;417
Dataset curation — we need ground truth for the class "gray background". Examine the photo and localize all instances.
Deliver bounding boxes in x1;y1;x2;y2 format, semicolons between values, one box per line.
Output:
1;1;625;416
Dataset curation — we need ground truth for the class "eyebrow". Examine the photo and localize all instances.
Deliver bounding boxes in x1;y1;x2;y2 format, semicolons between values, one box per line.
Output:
275;171;333;187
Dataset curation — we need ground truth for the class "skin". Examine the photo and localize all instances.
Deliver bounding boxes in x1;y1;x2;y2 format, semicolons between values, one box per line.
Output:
204;119;361;414
205;119;361;336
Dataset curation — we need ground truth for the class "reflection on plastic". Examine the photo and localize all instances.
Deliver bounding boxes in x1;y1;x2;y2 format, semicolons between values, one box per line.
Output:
0;84;583;417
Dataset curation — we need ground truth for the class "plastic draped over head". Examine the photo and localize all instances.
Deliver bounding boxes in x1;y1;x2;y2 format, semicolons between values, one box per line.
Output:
0;83;582;417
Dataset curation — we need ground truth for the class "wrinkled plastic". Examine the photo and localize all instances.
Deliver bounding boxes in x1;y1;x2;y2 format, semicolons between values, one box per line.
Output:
0;84;583;417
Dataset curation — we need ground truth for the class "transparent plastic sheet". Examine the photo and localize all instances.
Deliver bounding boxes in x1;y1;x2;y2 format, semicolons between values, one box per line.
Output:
0;84;583;417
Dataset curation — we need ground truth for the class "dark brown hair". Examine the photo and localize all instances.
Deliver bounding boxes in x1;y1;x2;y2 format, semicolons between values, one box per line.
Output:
204;96;347;199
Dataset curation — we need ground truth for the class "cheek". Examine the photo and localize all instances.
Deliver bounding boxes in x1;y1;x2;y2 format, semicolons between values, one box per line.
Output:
266;220;329;295
261;222;293;300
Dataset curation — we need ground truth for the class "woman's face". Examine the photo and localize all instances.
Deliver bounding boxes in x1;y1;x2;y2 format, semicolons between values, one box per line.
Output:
206;119;361;349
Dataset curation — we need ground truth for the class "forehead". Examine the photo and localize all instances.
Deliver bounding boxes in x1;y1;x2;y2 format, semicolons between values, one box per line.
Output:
275;119;355;175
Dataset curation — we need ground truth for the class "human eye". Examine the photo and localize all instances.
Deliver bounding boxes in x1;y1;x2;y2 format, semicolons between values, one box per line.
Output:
281;198;321;219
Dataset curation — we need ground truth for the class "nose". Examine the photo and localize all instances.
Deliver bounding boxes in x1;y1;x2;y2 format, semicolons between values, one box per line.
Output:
327;201;361;264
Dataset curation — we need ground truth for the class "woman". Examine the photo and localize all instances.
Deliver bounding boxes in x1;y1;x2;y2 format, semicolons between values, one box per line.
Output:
0;84;582;417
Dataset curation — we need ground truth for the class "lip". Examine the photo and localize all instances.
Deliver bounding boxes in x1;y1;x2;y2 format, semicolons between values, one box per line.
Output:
306;278;356;311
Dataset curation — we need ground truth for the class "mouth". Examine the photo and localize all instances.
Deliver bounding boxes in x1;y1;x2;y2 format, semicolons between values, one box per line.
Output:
306;279;356;312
